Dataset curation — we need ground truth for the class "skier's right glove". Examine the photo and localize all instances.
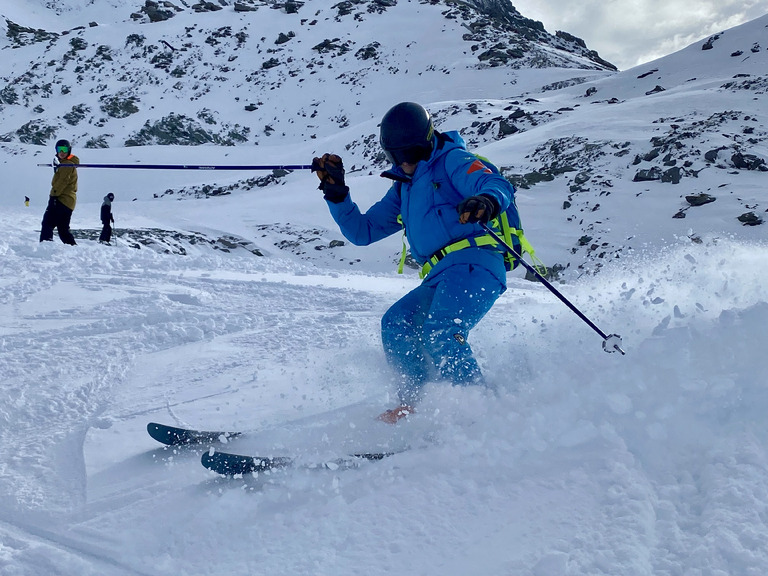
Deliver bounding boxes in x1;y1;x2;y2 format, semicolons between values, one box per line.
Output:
457;195;499;224
311;153;349;204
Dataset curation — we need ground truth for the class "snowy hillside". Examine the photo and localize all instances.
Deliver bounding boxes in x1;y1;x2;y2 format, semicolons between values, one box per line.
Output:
0;0;613;151
1;2;768;575
0;3;765;275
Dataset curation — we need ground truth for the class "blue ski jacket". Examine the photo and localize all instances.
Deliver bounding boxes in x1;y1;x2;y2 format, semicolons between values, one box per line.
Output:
327;131;516;287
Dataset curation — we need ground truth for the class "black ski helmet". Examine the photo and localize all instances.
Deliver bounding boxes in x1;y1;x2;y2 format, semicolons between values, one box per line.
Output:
379;102;435;166
55;139;71;154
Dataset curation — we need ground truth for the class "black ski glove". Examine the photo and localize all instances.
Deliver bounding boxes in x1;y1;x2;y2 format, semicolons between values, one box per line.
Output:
457;195;499;224
311;153;349;204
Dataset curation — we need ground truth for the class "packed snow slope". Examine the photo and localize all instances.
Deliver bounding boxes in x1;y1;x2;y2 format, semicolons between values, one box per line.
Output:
2;187;768;576
1;3;768;576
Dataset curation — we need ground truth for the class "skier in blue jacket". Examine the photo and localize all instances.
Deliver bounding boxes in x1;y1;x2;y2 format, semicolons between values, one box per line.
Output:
312;102;517;423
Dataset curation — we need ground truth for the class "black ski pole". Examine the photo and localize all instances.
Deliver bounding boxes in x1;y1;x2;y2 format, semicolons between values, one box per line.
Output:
36;163;313;171
480;222;625;355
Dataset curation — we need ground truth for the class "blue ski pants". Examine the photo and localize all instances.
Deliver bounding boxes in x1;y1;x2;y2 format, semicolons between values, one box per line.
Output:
381;263;503;405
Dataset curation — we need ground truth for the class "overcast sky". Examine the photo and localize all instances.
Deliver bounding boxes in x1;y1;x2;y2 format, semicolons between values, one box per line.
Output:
511;0;768;70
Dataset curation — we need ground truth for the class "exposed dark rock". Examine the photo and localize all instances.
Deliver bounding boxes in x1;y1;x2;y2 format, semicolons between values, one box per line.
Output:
100;93;140;118
140;0;182;23
355;42;380;60
642;148;661;162
125;113;250;146
63;104;90;126
73;228;265;255
738;212;763;226
645;85;665;95
6;120;58;145
191;2;223;13
283;2;303;14
732;152;767;171
661;167;682;184
702;35;721;50
312;38;352;56
275;32;295;45
234;2;259;12
5;19;59;47
478;47;523;65
555;30;585;49
704;147;725;162
685;193;716;206
84;135;111;148
498;119;518;136
633;167;662;182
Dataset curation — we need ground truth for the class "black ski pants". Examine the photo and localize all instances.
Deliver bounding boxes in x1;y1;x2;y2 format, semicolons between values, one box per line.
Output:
40;197;76;245
99;221;112;243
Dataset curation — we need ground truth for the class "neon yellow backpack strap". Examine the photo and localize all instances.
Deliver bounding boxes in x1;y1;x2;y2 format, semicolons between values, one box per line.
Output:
509;226;547;275
397;214;407;274
498;211;515;252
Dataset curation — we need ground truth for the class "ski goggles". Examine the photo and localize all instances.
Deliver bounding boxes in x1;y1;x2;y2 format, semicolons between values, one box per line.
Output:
56;146;69;154
383;145;430;167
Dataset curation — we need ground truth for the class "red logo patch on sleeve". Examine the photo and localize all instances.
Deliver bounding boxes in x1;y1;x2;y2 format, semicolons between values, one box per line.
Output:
467;159;492;174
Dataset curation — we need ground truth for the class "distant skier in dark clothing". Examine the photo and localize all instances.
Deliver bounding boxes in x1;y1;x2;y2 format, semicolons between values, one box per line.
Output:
40;139;79;245
99;193;115;244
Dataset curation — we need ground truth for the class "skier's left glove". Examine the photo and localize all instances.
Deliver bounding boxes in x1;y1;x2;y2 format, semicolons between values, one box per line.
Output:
311;153;349;203
457;195;499;224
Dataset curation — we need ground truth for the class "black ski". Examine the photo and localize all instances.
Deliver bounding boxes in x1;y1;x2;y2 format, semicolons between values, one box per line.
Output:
201;450;393;476
147;422;241;446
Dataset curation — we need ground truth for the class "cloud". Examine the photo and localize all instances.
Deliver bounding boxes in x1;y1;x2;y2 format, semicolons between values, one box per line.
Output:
511;0;768;69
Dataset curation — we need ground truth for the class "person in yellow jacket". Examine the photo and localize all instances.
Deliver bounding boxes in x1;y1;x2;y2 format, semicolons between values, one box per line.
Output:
40;139;79;245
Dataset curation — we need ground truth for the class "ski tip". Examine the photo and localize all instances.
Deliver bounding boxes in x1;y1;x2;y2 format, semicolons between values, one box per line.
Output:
147;422;242;446
147;422;178;445
201;451;293;476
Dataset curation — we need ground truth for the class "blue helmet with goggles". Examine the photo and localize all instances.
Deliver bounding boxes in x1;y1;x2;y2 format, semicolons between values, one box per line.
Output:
55;139;71;155
379;102;435;166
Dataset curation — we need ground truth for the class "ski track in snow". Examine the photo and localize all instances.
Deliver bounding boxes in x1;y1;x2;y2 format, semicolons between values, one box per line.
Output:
2;206;768;575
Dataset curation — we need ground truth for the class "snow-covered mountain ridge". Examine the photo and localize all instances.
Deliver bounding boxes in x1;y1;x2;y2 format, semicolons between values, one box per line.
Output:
0;0;613;151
